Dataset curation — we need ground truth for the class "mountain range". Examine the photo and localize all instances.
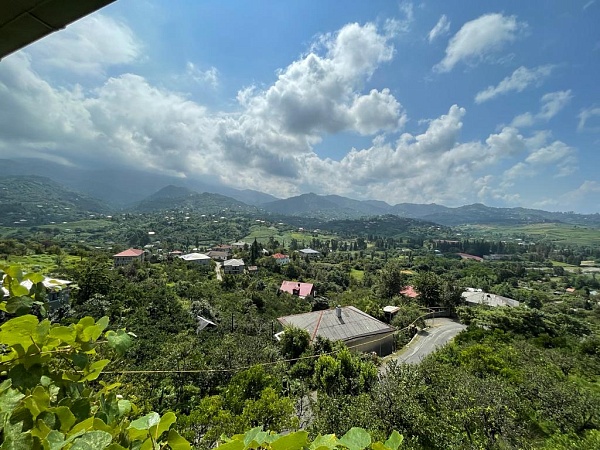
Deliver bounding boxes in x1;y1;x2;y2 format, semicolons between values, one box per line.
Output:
1;167;599;228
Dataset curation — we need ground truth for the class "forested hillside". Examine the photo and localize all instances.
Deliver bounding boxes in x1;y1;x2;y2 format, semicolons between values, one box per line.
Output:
1;207;599;448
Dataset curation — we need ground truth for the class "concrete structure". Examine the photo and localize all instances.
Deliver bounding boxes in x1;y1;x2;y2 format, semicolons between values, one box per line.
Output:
113;248;144;267
231;242;247;250
461;289;520;307
180;252;211;266
279;281;315;298
277;306;395;356
223;258;245;274
298;248;321;259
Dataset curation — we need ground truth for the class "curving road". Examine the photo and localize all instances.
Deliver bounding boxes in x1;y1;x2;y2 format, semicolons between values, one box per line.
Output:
385;318;467;367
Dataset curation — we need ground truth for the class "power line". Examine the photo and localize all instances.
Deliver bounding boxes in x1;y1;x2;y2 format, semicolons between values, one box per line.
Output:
100;310;440;376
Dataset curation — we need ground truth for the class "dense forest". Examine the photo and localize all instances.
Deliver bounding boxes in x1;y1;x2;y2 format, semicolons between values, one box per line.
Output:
1;210;599;449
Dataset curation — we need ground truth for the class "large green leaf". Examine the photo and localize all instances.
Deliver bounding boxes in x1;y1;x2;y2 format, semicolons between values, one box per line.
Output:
0;315;38;347
106;330;133;356
384;430;404;450
309;434;340;450
128;412;161;431
4;296;34;315
70;430;113;450
338;428;371;450
49;326;77;345
167;429;191;450
271;431;309;450
150;411;176;440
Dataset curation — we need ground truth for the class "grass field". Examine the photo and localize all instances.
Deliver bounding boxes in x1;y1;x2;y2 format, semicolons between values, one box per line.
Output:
463;223;600;247
244;225;337;246
550;260;578;268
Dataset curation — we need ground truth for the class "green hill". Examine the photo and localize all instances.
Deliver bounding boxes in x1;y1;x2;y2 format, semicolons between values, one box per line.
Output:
0;176;109;226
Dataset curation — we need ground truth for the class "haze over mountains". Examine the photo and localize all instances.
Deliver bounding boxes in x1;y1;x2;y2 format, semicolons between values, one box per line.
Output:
1;166;599;228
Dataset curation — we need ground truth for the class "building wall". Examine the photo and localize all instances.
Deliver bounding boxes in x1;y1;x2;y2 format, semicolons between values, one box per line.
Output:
344;332;395;357
113;254;144;267
223;265;244;274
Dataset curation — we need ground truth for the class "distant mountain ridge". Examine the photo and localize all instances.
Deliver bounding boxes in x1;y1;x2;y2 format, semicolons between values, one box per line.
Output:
261;193;600;227
1;158;279;207
131;185;258;214
1;172;598;228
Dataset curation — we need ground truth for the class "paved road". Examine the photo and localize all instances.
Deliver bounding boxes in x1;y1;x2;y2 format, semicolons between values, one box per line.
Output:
385;318;467;367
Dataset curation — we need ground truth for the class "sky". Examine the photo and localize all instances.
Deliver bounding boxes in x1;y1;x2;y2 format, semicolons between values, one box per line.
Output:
0;0;599;213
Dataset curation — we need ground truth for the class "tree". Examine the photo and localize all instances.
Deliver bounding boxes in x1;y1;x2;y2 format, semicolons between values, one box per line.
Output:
377;261;407;300
280;326;311;360
413;271;443;307
0;263;190;449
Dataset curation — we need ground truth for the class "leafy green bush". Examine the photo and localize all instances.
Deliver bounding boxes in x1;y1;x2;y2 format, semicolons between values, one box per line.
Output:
0;264;190;449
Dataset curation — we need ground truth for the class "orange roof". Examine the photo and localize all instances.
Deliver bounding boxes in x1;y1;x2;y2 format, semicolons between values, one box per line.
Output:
273;253;289;259
400;285;419;298
113;248;144;257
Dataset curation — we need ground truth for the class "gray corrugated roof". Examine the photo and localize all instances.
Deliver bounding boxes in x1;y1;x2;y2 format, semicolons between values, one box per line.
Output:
278;306;394;342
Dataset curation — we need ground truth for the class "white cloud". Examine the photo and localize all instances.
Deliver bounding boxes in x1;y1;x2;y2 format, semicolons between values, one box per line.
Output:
474;65;554;103
434;13;526;73
510;90;572;128
533;181;600;213
185;63;219;88
26;14;140;76
428;15;451;43
0;16;587;210
537;90;573;120
239;22;403;139
577;106;600;132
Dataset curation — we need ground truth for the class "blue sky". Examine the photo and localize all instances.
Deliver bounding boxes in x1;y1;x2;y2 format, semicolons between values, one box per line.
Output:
1;0;599;212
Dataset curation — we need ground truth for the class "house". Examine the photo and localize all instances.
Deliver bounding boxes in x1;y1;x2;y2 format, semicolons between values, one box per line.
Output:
211;244;233;254
2;274;72;309
180;252;211;266
461;290;520;307
231;242;247;250
400;286;419;298
272;253;290;265
207;250;229;262
277;306;396;356
298;248;321;259
280;281;315;298
113;248;144;267
223;258;245;275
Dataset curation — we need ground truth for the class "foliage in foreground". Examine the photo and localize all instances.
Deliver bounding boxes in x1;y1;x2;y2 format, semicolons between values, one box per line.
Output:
218;426;403;450
0;264;190;449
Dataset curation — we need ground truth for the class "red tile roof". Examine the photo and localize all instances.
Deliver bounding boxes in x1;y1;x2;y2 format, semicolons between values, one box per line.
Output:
400;285;419;298
273;253;289;259
113;248;144;257
457;253;484;262
280;281;314;298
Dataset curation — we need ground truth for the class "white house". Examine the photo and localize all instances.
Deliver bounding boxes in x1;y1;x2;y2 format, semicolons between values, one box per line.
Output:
223;258;245;275
180;252;211;266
